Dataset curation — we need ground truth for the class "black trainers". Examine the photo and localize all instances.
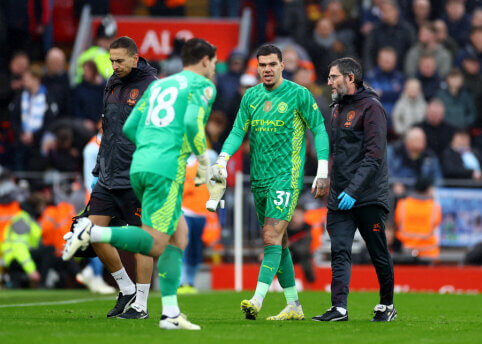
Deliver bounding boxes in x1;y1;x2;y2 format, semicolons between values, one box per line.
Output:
107;292;136;318
312;306;348;322
371;304;397;322
117;305;149;319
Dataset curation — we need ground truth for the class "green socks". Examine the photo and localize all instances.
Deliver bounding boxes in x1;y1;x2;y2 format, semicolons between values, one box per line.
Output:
158;245;183;297
254;245;282;300
102;226;154;255
277;247;299;304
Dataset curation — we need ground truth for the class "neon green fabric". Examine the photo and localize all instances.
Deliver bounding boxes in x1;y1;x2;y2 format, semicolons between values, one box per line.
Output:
158;245;183;297
108;226;154;255
221;79;329;189
1;211;41;274
277;247;296;288
257;245;282;286
123;70;216;183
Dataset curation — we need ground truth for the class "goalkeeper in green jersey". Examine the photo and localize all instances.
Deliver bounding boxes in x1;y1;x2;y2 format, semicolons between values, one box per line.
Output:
62;38;218;330
210;44;330;320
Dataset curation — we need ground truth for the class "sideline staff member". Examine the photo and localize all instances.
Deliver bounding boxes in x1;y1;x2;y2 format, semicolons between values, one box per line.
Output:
312;57;396;322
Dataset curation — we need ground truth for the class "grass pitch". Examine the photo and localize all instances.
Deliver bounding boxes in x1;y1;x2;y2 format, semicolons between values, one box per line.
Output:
0;290;480;344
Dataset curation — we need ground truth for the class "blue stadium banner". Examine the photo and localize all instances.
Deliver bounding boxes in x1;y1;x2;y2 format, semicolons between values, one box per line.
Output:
436;188;482;247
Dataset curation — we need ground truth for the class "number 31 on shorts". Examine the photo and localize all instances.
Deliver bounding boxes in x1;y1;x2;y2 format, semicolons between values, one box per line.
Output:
273;191;291;208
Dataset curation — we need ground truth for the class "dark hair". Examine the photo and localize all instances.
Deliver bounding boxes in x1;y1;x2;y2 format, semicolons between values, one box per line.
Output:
181;38;217;66
256;44;282;62
110;36;138;56
328;57;363;87
414;177;433;193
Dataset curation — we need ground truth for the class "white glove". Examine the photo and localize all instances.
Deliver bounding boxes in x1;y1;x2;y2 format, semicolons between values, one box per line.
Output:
209;152;229;182
206;178;227;212
194;152;210;186
312;159;328;191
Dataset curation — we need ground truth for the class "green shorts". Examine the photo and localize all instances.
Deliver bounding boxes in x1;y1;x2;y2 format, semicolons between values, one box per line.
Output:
130;172;183;235
252;179;300;227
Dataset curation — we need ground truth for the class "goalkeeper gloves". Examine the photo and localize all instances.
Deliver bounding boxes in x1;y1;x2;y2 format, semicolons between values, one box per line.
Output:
206;178;227;212
312;159;329;198
194;152;210;186
210;152;229;182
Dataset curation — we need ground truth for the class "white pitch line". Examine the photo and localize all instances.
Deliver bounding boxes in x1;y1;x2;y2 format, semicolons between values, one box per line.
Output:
0;297;113;308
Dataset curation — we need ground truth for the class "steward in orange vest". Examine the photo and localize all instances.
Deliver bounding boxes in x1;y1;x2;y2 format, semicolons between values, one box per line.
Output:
395;178;441;259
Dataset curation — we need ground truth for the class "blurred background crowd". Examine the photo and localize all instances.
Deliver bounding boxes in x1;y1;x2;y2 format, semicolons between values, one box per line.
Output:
0;0;481;290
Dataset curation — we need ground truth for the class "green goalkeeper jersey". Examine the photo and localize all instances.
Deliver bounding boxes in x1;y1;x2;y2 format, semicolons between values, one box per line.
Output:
123;70;216;183
221;79;329;189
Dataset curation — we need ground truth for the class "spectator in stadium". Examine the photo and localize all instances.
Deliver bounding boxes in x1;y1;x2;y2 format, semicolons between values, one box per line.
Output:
416;53;442;101
456;26;482;75
46;127;81;173
388;126;443;197
435;68;476;130
363;0;416;72
214;50;246;112
9;64;59;171
441;131;482;180
312;57;395;322
365;46;404;128
73;60;105;133
304;17;356;83
81;36;157;319
0;51;30;168
404;22;453;79
211;44;330;321
408;0;432;33
460;53;482;127
443;0;471;48
392;78;427;137
359;0;384;37
6;51;30;98
322;0;358;55
394;177;441;261
433;19;460;60
42;47;71;118
286;205;315;285
74;15;117;84
417;98;456;159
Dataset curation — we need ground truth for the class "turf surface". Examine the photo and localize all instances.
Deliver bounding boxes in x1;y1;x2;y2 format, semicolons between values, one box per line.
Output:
0;290;480;344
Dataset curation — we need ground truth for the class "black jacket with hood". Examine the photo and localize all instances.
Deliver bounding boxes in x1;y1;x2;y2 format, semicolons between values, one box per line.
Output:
328;85;389;212
93;57;157;189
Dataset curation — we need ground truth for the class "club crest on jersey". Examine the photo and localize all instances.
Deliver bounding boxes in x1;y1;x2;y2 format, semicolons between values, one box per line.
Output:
277;102;288;113
203;86;213;100
344;110;356;127
127;88;139;106
264;101;272;112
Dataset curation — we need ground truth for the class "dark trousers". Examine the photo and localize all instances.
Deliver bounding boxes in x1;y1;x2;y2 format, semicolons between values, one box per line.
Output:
327;205;394;308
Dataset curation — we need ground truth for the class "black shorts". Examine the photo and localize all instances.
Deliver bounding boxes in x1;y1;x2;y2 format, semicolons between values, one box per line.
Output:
90;183;142;226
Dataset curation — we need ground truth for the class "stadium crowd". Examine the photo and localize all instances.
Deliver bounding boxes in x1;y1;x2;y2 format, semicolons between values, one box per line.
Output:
0;0;481;289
